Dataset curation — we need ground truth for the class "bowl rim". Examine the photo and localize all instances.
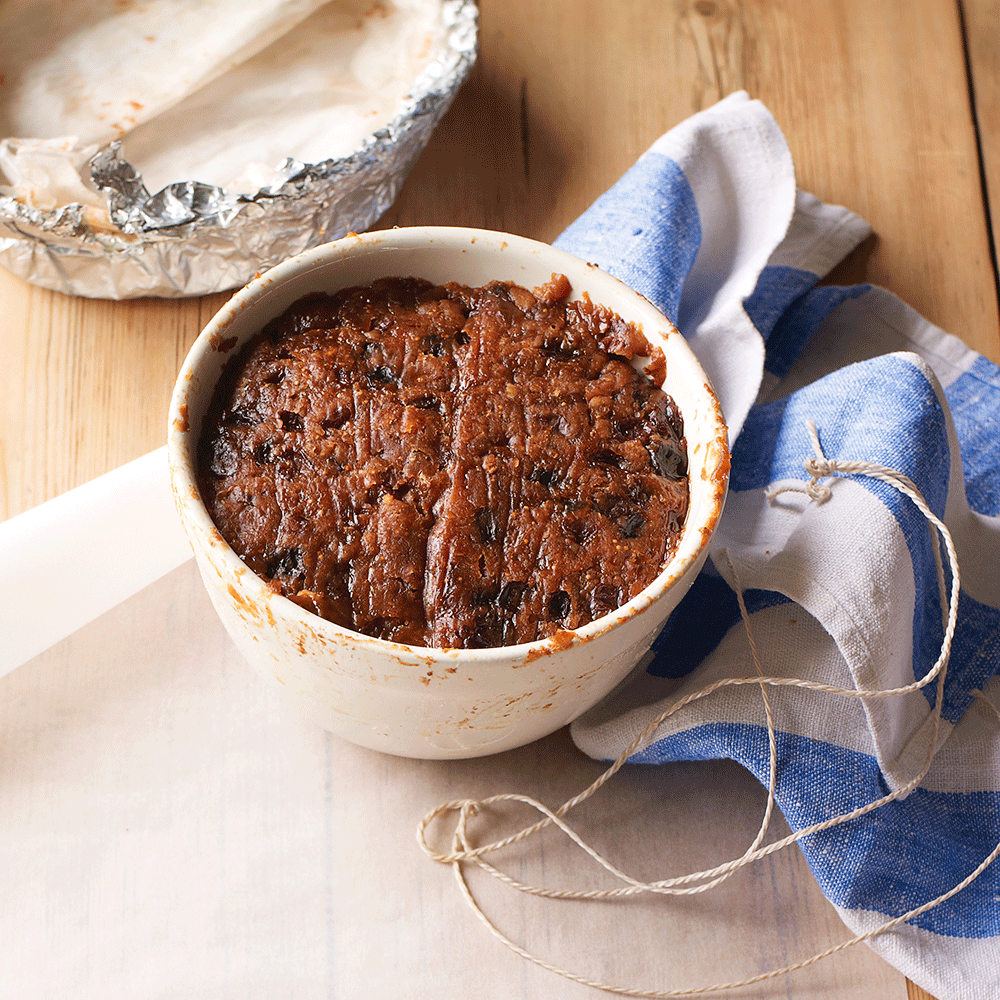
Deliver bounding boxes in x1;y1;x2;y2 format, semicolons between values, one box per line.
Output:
167;225;730;663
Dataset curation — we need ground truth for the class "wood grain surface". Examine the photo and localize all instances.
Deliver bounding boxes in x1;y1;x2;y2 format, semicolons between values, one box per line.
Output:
2;0;998;523
964;0;1000;316
3;2;997;996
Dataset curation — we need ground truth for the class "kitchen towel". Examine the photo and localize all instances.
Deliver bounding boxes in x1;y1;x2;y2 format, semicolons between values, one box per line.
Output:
556;91;1000;1000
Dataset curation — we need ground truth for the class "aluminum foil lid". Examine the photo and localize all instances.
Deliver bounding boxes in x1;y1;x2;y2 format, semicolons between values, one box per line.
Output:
0;0;476;298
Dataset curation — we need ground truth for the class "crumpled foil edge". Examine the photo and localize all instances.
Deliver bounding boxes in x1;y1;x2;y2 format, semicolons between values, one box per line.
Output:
0;0;477;299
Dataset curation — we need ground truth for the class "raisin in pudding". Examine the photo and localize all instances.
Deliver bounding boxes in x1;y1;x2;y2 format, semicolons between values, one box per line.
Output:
198;273;689;649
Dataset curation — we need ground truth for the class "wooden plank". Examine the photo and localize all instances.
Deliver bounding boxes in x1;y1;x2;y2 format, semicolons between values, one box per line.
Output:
390;0;1000;363
0;270;226;519
908;977;940;1000
743;0;998;363
963;0;1000;358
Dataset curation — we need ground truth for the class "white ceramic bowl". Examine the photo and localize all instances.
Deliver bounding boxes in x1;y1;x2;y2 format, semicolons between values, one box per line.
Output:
167;227;729;759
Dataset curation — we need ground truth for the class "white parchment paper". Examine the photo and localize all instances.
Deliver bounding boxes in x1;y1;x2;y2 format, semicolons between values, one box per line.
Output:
0;0;452;204
0;559;906;998
0;448;190;677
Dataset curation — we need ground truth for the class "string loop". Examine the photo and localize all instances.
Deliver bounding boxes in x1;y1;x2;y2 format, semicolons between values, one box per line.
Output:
417;419;997;996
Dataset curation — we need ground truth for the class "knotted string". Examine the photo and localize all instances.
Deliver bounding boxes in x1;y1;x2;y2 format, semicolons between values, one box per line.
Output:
417;420;1000;995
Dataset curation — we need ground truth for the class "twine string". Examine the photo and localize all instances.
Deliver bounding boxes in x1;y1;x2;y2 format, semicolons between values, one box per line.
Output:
417;420;998;995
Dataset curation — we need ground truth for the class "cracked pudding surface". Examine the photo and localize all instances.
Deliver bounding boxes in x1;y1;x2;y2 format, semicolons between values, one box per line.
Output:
198;273;689;649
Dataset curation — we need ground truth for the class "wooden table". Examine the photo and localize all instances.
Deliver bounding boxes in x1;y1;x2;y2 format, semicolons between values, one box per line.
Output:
3;2;998;998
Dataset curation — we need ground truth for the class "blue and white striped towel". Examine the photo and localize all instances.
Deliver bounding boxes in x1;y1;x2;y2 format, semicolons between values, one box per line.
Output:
557;92;1000;1000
